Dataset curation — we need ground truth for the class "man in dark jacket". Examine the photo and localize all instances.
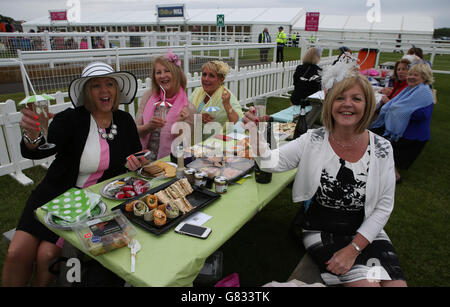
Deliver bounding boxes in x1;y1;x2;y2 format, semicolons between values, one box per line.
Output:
258;27;271;62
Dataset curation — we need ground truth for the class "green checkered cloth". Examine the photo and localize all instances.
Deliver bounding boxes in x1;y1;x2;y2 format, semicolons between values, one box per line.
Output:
41;188;101;223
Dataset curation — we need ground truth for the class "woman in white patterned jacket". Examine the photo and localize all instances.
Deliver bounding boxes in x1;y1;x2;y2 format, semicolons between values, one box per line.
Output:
243;63;407;287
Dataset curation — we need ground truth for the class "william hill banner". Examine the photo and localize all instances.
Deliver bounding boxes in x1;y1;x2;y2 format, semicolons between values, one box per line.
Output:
157;5;185;18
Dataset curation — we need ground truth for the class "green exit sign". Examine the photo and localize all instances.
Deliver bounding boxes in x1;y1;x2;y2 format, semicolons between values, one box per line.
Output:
216;14;224;27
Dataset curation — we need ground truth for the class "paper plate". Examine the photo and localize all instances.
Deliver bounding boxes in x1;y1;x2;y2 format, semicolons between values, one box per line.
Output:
44;201;108;230
100;177;151;200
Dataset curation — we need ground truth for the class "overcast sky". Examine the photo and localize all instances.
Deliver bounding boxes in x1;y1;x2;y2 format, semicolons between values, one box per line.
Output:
2;0;449;28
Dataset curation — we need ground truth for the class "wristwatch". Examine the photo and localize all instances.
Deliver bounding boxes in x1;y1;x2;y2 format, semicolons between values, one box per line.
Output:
23;131;43;145
227;107;234;114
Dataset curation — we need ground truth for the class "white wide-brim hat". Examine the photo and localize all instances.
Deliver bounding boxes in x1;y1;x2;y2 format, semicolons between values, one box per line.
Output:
68;62;137;108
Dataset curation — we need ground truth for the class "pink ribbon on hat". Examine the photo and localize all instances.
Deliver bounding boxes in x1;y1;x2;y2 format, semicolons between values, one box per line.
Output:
165;49;181;67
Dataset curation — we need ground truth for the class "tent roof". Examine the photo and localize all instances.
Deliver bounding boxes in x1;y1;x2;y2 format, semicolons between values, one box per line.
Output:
292;13;434;34
23;8;434;34
402;15;435;33
23;7;305;27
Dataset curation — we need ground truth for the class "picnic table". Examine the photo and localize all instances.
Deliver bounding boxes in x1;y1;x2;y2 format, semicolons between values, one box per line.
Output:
35;138;297;287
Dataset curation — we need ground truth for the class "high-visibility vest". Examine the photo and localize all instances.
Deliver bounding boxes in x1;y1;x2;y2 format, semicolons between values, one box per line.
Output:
259;32;271;43
276;31;287;45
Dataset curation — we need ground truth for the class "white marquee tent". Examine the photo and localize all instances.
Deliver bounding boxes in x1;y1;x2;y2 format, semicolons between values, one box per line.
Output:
22;7;433;42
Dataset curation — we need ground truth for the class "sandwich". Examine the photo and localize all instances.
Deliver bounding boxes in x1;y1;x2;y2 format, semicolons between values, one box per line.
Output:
155;190;172;204
179;178;194;195
154;179;195;214
173;197;194;214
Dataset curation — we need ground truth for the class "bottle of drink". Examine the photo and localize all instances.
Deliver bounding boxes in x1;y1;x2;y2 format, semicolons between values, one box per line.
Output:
384;74;390;88
254;117;273;184
175;145;185;179
293;104;307;140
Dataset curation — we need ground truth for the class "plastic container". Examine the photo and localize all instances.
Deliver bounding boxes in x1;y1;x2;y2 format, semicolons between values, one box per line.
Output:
74;210;137;256
187;156;255;183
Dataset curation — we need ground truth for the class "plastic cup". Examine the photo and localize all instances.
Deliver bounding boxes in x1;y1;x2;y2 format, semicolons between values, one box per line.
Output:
254;98;267;117
31;100;55;150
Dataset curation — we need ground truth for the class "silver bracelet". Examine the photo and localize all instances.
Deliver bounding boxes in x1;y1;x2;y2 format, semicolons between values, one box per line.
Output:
351;242;362;254
23;131;43;145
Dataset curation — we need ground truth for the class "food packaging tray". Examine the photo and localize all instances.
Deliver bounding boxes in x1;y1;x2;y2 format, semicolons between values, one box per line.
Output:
73;210;137;256
112;178;220;235
186;156;254;183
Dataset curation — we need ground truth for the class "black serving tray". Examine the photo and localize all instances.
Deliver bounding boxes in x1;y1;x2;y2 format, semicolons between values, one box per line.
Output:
111;178;220;235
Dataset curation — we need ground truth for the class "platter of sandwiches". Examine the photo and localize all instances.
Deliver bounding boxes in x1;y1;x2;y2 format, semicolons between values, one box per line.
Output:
112;177;220;235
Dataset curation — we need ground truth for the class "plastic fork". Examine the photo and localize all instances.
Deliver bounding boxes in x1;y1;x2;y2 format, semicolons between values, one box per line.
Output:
128;239;141;273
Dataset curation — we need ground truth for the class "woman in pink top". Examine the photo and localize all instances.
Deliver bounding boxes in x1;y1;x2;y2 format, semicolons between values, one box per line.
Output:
135;50;189;161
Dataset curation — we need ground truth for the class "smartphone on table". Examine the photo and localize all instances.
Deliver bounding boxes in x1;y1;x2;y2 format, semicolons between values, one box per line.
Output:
175;222;212;239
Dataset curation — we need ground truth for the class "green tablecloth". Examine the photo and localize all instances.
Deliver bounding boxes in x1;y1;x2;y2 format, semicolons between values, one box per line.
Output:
36;158;297;287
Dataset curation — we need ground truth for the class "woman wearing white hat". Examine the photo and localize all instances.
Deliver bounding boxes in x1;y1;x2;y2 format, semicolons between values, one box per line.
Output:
2;62;146;286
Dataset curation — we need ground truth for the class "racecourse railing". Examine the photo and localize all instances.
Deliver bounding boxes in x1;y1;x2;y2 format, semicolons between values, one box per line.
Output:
2;31;449;97
0;31;252;58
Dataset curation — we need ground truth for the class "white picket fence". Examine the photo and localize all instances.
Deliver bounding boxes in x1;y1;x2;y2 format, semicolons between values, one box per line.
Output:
1;58;330;185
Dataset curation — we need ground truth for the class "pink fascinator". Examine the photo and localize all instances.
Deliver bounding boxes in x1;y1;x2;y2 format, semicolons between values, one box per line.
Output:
165;49;181;67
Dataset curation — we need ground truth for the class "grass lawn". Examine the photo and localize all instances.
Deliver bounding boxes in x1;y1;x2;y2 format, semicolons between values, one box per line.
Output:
0;48;449;287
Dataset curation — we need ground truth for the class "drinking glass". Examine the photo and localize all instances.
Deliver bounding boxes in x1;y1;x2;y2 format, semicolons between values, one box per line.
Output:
32;99;55;150
254;98;267;117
